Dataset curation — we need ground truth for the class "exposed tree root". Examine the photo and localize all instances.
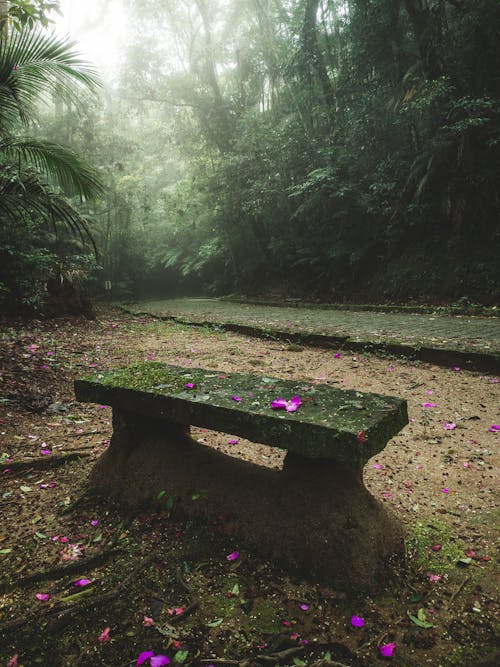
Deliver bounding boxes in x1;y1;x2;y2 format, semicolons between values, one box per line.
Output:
199;646;304;667
2;553;155;633
0;547;122;594
1;451;90;473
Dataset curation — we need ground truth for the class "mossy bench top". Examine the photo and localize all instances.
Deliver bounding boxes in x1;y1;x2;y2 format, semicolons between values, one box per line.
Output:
74;362;408;469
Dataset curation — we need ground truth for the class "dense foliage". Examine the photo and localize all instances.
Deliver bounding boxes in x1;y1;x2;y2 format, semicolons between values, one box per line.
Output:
99;0;499;302
0;2;103;314
2;1;500;309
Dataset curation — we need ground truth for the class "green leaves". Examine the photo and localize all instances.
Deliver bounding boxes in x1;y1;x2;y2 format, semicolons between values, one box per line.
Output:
0;26;103;262
408;608;435;629
2;1;61;32
0;27;99;129
1;137;104;200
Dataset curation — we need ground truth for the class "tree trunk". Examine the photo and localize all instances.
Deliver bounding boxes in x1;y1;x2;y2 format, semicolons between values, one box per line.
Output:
403;0;443;79
193;0;232;152
301;0;336;116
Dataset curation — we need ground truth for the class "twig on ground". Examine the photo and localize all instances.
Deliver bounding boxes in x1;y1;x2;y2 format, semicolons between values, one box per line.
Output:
447;575;472;609
198;646;304;666
258;646;304;662
2;554;156;633
0;548;122;593
168;568;199;623
308;661;350;667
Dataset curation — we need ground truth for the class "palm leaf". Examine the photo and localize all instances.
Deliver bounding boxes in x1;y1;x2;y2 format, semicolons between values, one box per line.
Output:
0;28;100;129
0;166;97;252
1;136;104;199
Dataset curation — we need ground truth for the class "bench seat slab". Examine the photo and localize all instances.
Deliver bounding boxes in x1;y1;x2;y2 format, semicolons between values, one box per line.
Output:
75;362;408;470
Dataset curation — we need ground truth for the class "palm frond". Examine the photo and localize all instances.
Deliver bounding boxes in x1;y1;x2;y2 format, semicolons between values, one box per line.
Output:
1;136;104;199
0;166;97;252
0;28;100;129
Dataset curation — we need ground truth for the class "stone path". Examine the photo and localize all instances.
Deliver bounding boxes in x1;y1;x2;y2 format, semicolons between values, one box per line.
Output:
122;298;500;370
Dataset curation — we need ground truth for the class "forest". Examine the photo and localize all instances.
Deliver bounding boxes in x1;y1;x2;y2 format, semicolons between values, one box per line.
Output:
0;3;499;667
1;0;499;315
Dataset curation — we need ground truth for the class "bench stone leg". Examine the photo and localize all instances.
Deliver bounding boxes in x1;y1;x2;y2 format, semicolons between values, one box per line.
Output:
90;409;404;591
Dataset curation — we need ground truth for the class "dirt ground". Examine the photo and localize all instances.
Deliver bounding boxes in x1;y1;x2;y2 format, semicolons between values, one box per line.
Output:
0;306;498;667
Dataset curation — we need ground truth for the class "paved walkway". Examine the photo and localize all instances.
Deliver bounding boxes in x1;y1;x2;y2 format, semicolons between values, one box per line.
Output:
123;298;500;369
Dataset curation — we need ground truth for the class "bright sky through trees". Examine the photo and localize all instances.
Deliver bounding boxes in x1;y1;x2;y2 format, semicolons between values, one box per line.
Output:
54;0;128;74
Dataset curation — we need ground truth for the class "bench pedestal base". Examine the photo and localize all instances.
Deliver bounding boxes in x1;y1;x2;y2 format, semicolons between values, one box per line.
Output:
91;410;404;591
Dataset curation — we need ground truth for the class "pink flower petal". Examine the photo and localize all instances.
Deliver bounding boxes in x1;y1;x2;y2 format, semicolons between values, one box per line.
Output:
40;449;51;456
137;652;155;666
231;396;242;402
299;603;309;611
167;606;186;616
272;396;302;412
7;655;18;667
226;551;239;561
379;642;396;657
91;520;99;526
282;620;291;627
422;402;437;408
453;366;460;371
228;438;239;445
441;488;449;494
427;573;442;583
350;614;365;627
98;627;111;642
143;616;155;627
334;353;341;358
488;424;499;432
150;656;170;667
74;578;92;587
443;422;456;430
36;593;51;601
184;383;195;389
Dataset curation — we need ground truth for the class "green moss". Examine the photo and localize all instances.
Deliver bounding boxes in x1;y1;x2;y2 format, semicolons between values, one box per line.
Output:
444;645;498;666
407;520;464;572
96;362;190;393
248;599;283;634
75;362;407;466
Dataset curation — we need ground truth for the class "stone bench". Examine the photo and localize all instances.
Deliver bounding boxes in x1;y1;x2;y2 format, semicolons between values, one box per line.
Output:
75;362;408;589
